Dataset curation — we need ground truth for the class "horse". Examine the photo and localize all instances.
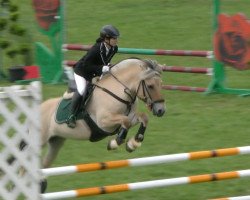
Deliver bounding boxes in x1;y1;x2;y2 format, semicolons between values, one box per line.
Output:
40;58;166;169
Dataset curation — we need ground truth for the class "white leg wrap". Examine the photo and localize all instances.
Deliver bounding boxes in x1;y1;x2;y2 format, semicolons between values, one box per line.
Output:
126;137;142;152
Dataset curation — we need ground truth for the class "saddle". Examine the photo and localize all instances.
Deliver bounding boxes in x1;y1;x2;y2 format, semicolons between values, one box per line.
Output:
55;84;117;142
55;83;93;123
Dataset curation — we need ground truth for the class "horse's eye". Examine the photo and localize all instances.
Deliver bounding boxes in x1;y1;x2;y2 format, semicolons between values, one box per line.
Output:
147;85;154;89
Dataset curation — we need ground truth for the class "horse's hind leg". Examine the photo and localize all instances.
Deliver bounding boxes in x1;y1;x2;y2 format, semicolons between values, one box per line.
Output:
126;112;149;152
42;136;65;168
40;136;65;193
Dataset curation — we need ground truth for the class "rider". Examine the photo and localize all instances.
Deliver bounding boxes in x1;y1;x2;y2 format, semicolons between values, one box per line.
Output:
67;25;120;128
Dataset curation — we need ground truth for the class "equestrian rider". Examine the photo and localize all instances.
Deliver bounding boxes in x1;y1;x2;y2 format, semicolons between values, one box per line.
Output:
67;25;120;128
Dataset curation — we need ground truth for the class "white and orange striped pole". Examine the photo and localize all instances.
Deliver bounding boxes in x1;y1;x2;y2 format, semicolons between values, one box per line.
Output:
41;146;250;177
211;195;250;200
41;169;250;200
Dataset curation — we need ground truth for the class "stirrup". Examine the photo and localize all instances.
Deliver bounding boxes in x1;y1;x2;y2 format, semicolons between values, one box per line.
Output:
67;115;76;128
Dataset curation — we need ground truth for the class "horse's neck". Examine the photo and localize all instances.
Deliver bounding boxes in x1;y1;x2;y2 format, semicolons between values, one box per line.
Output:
111;64;142;91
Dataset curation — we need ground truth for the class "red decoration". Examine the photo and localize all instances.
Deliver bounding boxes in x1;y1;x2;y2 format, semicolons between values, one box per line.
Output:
32;0;60;31
214;13;250;70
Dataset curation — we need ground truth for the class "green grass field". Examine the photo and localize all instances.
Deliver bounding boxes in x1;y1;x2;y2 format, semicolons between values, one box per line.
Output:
2;0;250;199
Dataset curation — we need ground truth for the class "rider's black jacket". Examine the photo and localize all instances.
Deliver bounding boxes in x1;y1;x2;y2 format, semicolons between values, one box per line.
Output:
73;41;118;82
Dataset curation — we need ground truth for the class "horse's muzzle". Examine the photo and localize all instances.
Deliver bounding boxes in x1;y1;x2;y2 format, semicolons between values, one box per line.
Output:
152;100;166;117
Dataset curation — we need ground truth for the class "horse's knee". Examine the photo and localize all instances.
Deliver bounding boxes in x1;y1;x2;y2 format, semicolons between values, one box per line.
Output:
138;113;149;126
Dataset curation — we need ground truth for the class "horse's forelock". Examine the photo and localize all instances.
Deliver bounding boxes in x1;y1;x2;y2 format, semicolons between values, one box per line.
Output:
140;68;161;80
139;59;162;80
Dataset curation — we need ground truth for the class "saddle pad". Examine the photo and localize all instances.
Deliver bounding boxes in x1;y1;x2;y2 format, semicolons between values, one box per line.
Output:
55;98;72;124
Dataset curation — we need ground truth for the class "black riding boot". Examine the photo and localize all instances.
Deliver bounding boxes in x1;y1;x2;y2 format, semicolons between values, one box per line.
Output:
67;91;82;128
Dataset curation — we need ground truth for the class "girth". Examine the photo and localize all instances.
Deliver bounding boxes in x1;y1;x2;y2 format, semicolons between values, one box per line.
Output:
80;110;118;142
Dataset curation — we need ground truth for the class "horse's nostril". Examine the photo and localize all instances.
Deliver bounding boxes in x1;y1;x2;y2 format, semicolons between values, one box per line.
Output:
157;109;165;116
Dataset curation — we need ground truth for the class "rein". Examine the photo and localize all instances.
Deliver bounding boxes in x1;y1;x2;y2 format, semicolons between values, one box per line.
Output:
94;84;133;109
94;71;138;112
109;72;134;101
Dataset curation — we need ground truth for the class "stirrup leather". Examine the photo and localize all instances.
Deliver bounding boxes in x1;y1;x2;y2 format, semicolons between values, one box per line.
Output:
67;114;77;128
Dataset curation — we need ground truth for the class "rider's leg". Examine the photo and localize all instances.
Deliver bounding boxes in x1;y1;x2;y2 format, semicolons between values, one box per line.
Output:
67;73;87;128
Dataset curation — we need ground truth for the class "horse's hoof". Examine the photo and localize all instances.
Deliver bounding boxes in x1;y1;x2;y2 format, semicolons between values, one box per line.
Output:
126;138;142;152
126;142;134;153
107;139;118;150
40;179;48;193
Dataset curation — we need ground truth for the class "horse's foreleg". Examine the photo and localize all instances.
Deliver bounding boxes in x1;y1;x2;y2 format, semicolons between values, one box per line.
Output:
126;113;148;152
42;136;65;168
102;115;131;150
107;127;128;150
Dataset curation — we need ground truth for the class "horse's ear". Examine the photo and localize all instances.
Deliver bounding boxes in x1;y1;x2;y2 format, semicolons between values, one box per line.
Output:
143;59;162;74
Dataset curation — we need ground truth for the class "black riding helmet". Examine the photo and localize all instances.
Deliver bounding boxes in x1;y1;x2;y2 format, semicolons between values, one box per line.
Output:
100;25;120;39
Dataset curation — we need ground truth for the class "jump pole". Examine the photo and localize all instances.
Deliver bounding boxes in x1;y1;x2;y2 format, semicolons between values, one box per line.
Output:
162;85;207;92
162;65;212;74
212;195;250;200
41;169;250;200
63;60;212;75
41;146;250;177
62;44;212;58
62;60;211;93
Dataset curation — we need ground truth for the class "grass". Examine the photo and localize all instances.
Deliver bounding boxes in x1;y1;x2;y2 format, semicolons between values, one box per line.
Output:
1;0;250;200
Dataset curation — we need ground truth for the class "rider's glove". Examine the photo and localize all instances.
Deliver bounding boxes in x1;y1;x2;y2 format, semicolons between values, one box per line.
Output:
102;65;110;73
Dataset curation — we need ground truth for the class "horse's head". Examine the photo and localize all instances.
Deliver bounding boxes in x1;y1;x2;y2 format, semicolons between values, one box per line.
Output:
138;59;166;117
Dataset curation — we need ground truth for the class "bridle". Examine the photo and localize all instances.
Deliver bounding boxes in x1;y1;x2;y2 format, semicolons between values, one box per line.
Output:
94;69;164;112
138;79;165;110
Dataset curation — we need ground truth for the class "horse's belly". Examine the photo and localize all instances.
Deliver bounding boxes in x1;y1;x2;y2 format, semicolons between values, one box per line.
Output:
51;118;92;140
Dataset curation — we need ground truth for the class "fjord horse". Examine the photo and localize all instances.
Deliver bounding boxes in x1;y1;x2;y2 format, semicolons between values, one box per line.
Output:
41;58;166;169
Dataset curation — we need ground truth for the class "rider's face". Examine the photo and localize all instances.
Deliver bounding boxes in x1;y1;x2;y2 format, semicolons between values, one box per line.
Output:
105;38;118;47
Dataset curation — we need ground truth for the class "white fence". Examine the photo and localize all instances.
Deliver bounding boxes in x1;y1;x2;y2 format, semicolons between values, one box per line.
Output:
0;82;41;200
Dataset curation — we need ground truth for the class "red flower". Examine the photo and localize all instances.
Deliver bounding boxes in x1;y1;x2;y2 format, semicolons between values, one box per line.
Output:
32;0;60;31
214;13;250;70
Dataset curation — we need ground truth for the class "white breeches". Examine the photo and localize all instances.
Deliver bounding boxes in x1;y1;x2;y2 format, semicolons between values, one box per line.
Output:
74;73;87;95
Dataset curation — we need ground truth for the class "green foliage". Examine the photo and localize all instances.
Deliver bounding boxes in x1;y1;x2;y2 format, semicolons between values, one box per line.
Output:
6;47;18;58
9;12;19;21
0;0;10;4
0;38;9;49
8;3;18;12
0;0;31;67
9;23;25;35
18;43;30;54
0;18;7;30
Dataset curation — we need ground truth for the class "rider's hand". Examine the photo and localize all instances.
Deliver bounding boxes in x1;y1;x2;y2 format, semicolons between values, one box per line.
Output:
102;65;110;73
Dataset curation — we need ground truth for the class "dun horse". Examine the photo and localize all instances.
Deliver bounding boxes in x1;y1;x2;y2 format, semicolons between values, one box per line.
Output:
41;58;166;169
